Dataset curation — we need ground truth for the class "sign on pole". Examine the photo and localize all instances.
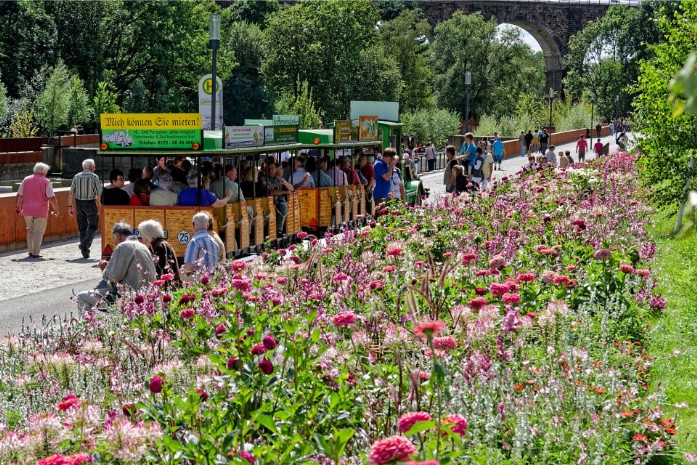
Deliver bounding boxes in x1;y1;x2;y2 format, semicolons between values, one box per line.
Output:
198;74;223;130
358;116;379;141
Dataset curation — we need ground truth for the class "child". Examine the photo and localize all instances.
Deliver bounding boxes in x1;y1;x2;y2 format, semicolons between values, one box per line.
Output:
593;139;604;158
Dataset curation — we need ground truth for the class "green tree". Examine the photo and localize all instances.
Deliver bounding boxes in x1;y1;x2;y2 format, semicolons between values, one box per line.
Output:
226;0;280;26
9;100;39;138
35;62;71;135
263;0;400;120
401;108;460;146
122;78;150;114
223;21;273;125
0;79;8;129
379;9;433;112
634;0;697;231
430;12;544;120
0;0;57;98
67;77;92;128
373;0;418;21
274;80;321;130
93;81;120;128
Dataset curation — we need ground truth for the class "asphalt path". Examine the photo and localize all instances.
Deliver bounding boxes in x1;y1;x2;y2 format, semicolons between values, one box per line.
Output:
0;134;623;334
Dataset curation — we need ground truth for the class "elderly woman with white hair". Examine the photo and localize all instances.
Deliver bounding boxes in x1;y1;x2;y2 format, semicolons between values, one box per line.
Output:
15;162;60;258
150;173;178;206
138;219;181;285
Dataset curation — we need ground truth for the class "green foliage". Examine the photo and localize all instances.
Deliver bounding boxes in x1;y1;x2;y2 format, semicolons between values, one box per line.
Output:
555;99;594;132
0;79;8;128
222;21;273;125
9;100;39;138
263;0;398;119
373;0;418;21
430;14;544;120
92;81;119;128
67;76;92;128
669;52;697;116
226;0;280;26
634;0;697;212
274;80;321;130
476;99;592;137
122;78;150;114
401;108;460;145
515;93;547;129
379;9;433;112
34;62;71;135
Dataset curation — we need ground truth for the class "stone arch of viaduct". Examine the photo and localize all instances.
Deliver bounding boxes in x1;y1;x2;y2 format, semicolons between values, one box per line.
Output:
416;1;614;94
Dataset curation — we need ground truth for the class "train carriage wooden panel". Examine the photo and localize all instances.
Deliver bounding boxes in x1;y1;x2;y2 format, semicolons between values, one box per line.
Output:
261;197;276;242
222;204;237;256
165;208;201;258
319;188;334;227
230;203;250;250
252;198;265;246
298;188;318;228
134;209;166;237
101;207;134;257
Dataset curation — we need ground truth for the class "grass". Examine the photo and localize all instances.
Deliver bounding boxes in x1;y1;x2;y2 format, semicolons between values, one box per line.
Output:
648;210;697;457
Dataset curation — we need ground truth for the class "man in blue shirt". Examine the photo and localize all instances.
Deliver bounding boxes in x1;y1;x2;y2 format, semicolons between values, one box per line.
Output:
492;138;505;171
178;171;232;207
372;147;398;206
462;133;477;172
182;212;219;275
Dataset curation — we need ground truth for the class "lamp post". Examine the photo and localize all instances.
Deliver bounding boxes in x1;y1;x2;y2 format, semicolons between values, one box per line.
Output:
548;87;554;129
465;71;471;133
209;13;221;131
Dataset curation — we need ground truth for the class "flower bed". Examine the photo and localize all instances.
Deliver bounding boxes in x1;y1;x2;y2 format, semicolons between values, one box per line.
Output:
0;153;688;464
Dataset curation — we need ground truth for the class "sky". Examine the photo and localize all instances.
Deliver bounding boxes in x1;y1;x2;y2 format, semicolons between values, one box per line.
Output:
497;24;543;52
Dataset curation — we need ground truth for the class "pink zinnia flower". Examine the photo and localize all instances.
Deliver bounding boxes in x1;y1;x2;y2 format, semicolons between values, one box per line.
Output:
502;293;521;305
201;275;210;285
474;287;487;296
594;249;612;260
161;273;175;281
227;357;239;370
552;275;571;286
134;295;144;305
386;247;403;256
196;388;209;401
468;297;488;311
58;394;79;411
297;231;308;240
413;321;445;341
397;411;432;433
179;308;195;320
542;270;558;284
490;282;510;298
637;269;651;277
258;359;274;374
516;273;535;283
433;336;458;351
332;312;357;328
489;255;506;270
333;273;349;282
444;414;468;436
149;376;164;394
370;280;384;290
239;451;255;465
462;252;477;265
368;436;417;464
619;263;635;274
383;265;396;273
231;261;246;272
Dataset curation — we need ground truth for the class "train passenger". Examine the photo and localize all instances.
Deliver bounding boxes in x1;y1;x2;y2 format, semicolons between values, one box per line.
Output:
306;157;333;187
342;157;362;185
149;174;178;206
177;171;232;207
288;157;315;188
129;179;152;206
325;157;347;186
138;219;181;286
358;154;375;194
122;168;141;198
182;212;219;275
211;164;254;218
259;159;294;236
102;169;130;206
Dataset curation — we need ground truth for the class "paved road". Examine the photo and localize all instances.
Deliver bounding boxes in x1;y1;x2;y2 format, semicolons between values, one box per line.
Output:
0;238;103;334
418;134;620;197
0;134;623;334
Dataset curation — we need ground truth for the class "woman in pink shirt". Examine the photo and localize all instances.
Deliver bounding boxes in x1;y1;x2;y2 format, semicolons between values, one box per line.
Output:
16;162;59;258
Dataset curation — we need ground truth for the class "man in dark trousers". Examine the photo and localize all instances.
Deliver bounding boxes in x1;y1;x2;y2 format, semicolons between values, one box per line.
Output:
68;159;102;258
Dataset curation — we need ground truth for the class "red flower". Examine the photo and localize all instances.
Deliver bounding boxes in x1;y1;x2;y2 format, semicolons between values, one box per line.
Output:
516;273;535;283
468;297;488;310
332;312;357;328
474;287;487;296
251;343;266;355
57;394;80;412
368;436;417;464
633;433;648;442
227;357;239;370
134;295;144;305
149;376;164;394
370;280;384;290
258;359;274;375
398;411;432;433
179;308;195;320
619;263;635;274
444;414;468;436
552;275;571;286
239;451;254;465
263;334;278;350
196;388;209;401
433;336;458;351
215;325;227;339
386;247;403;257
413;321;445;341
502;293;521;305
490;282;510;298
121;403;136;417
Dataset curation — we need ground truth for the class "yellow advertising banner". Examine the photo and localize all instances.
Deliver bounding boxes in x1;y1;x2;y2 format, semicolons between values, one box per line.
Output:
100;113;202;130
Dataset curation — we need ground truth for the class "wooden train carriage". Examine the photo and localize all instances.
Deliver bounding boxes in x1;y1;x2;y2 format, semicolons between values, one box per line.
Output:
97;140;303;258
296;129;383;229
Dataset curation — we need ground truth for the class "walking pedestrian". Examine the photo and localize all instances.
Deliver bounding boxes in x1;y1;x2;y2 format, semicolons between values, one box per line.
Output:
595;123;602;139
575;135;588;163
68;159;103;258
443;146;459;194
524;130;533;155
531;128;540;153
519;131;526;156
492;136;505;171
16;162;59;258
539;129;549;153
593;139;604;158
425;141;436;172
